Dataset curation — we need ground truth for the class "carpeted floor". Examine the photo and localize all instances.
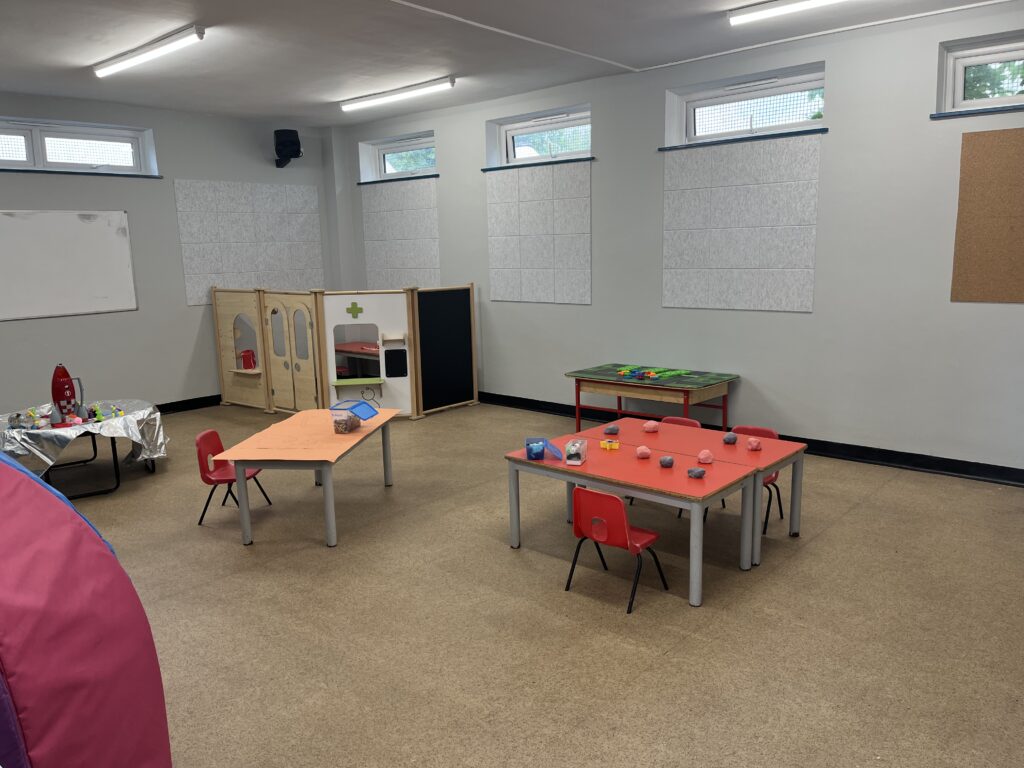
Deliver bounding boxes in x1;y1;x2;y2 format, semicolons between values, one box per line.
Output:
52;403;1024;767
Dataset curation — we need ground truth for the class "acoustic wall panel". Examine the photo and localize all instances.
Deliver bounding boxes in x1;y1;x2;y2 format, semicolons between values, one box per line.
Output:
362;177;440;290
663;134;821;312
486;160;592;305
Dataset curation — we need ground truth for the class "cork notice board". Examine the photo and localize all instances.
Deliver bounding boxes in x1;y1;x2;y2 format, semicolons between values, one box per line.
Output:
950;127;1024;303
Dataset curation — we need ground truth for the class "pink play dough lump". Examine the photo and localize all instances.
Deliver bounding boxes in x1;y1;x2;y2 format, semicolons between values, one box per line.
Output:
642;420;659;433
747;437;762;451
697;449;714;464
636;445;652;459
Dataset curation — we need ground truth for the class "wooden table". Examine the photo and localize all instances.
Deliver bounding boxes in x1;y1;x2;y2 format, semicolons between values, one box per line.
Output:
577;418;807;565
216;408;398;546
565;364;739;431
506;434;755;606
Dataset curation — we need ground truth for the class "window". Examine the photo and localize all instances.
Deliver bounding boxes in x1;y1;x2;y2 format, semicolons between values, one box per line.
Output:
942;37;1024;111
683;73;824;142
0;118;157;174
502;112;591;164
377;136;436;178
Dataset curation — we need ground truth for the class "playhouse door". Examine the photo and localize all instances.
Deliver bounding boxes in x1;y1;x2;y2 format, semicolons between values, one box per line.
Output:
264;299;296;411
288;297;319;410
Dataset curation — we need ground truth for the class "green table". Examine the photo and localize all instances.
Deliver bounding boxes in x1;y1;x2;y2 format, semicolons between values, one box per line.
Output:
565;364;739;431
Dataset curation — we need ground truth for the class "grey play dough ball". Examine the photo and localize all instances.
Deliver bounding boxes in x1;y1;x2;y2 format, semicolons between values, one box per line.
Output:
659;456;674;468
687;467;706;479
723;432;738;444
603;425;620;435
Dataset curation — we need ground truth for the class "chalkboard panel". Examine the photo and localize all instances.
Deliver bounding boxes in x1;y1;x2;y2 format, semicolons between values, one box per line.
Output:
384;348;408;378
416;287;475;413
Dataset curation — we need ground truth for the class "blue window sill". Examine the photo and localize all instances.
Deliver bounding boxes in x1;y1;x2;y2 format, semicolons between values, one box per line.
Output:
930;104;1024;120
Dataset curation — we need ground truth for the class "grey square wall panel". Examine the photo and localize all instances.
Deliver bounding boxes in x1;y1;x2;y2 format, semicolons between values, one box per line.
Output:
360;177;441;290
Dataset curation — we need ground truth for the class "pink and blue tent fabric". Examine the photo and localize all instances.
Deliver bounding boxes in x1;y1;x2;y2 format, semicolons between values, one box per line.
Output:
0;452;172;767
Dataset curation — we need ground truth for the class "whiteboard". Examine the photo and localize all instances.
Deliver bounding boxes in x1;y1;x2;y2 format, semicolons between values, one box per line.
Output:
0;210;137;322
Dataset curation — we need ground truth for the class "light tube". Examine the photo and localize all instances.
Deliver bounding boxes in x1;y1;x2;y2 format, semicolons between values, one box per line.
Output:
729;0;854;26
94;25;205;78
340;76;455;112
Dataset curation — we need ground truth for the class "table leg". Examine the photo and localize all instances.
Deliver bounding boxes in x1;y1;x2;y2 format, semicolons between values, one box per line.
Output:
381;422;393;487
684;391;690;419
322;462;337;547
722;393;729;431
739;478;752;571
616;396;622;419
688;500;704;606
752;473;764;566
509;463;521;549
565;482;575;524
789;455;803;537
235;463;253;546
574;380;581;432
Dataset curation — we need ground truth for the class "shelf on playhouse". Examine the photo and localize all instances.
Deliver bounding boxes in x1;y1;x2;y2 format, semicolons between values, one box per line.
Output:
332;377;384;387
229;367;262;375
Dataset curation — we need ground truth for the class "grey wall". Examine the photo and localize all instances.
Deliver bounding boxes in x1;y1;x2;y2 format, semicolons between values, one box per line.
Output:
328;1;1024;468
0;91;326;412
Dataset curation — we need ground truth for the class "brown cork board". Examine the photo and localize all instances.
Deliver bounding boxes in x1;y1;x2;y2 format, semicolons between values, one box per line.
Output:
950;127;1024;303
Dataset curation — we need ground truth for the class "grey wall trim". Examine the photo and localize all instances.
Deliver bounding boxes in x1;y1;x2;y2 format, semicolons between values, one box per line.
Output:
0;168;163;179
481;156;595;173
929;104;1024;120
659;127;829;153
357;173;440;186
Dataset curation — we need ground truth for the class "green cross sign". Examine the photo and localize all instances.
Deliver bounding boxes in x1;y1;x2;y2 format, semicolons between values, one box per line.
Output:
345;301;364;319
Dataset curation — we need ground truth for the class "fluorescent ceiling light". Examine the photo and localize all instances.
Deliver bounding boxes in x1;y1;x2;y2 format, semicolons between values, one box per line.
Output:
93;25;205;78
340;76;455;112
729;0;854;26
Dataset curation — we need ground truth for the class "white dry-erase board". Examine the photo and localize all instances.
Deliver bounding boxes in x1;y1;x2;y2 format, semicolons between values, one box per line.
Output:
0;210;138;322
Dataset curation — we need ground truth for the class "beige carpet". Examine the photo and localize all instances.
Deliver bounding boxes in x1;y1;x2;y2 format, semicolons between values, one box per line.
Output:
51;403;1024;767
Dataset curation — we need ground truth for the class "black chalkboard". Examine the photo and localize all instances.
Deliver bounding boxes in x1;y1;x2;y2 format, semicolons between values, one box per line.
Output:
416;287;475;413
384;348;408;378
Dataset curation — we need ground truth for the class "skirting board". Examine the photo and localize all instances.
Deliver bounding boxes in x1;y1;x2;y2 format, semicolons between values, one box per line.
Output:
478;391;1024;488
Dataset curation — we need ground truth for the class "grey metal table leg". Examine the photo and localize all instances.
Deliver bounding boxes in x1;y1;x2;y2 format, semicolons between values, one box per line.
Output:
509;464;521;549
752;472;765;566
235;463;253;545
739;478;753;571
789;454;803;537
322;462;337;547
381;422;393;487
565;481;574;524
688;500;704;606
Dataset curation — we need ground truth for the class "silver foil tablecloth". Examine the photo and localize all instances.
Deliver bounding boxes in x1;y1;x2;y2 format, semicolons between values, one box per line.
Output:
0;399;168;467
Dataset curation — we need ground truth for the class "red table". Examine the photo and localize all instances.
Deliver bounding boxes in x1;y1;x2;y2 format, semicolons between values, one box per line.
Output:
506;434;755;607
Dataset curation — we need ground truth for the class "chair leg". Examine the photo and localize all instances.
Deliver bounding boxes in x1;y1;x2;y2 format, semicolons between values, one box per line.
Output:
221;483;233;506
253;476;272;506
678;508;684;519
565;538;586;591
762;485;773;535
772;483;784;520
226;486;238;507
627;554;643;614
593;541;609;570
198;486;216;526
648;548;669;590
703;507;708;523
627;497;634;506
721;498;726;509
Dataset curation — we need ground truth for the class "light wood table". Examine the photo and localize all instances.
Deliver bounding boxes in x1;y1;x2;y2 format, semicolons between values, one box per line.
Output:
216;408;398;546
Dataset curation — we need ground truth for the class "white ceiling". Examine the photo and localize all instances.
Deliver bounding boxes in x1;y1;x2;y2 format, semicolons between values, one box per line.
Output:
0;0;1007;126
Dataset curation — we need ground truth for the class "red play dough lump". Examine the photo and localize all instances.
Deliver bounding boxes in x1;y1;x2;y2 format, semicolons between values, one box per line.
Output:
697;449;714;464
636;445;652;459
747;437;762;451
642;420;659;433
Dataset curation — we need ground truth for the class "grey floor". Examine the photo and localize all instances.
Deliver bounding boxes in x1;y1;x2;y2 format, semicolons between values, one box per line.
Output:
52;403;1024;767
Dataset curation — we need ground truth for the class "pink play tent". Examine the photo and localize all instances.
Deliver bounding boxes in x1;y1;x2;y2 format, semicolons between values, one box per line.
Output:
0;452;172;767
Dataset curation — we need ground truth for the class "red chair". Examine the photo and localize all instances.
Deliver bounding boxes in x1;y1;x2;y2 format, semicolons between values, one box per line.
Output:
195;430;271;526
565;487;668;614
662;416;702;428
732;425;784;535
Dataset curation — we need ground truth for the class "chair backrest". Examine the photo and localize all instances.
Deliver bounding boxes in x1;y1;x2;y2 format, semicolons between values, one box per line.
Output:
662;416;701;428
572;487;632;551
195;430;227;484
732;425;779;440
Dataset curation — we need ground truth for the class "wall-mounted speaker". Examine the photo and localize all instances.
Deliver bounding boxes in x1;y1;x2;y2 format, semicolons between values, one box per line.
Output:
274;129;302;168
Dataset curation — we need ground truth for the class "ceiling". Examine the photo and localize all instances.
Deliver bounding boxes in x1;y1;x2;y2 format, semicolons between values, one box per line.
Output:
0;0;1006;126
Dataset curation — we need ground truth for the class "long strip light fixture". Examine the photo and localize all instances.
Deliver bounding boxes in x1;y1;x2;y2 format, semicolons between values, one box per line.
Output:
729;0;854;26
340;76;455;112
93;25;205;78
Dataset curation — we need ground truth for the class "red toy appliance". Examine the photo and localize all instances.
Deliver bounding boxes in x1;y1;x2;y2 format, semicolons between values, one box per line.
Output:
237;349;257;370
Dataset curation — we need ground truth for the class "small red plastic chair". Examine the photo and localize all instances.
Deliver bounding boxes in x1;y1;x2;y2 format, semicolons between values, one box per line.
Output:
732;425;783;535
565;487;669;614
195;430;271;526
662;416;702;428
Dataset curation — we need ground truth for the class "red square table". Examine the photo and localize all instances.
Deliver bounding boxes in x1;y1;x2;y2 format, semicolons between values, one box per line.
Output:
506;434;755;607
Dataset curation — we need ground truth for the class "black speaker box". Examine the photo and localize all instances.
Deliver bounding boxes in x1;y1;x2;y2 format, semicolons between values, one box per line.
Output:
274;129;302;168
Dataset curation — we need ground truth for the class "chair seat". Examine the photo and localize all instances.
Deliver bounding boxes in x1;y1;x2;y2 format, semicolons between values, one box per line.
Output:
204;464;260;485
627;525;659;554
763;471;779;486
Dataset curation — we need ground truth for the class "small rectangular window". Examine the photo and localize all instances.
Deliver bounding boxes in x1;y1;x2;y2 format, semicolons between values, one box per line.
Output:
503;113;591;164
0;131;31;164
0;118;156;175
43;135;137;169
377;137;436;178
944;39;1024;111
684;74;824;142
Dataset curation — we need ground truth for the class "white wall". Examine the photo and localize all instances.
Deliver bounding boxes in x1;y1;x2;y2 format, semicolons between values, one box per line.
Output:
0;91;327;412
326;1;1024;468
